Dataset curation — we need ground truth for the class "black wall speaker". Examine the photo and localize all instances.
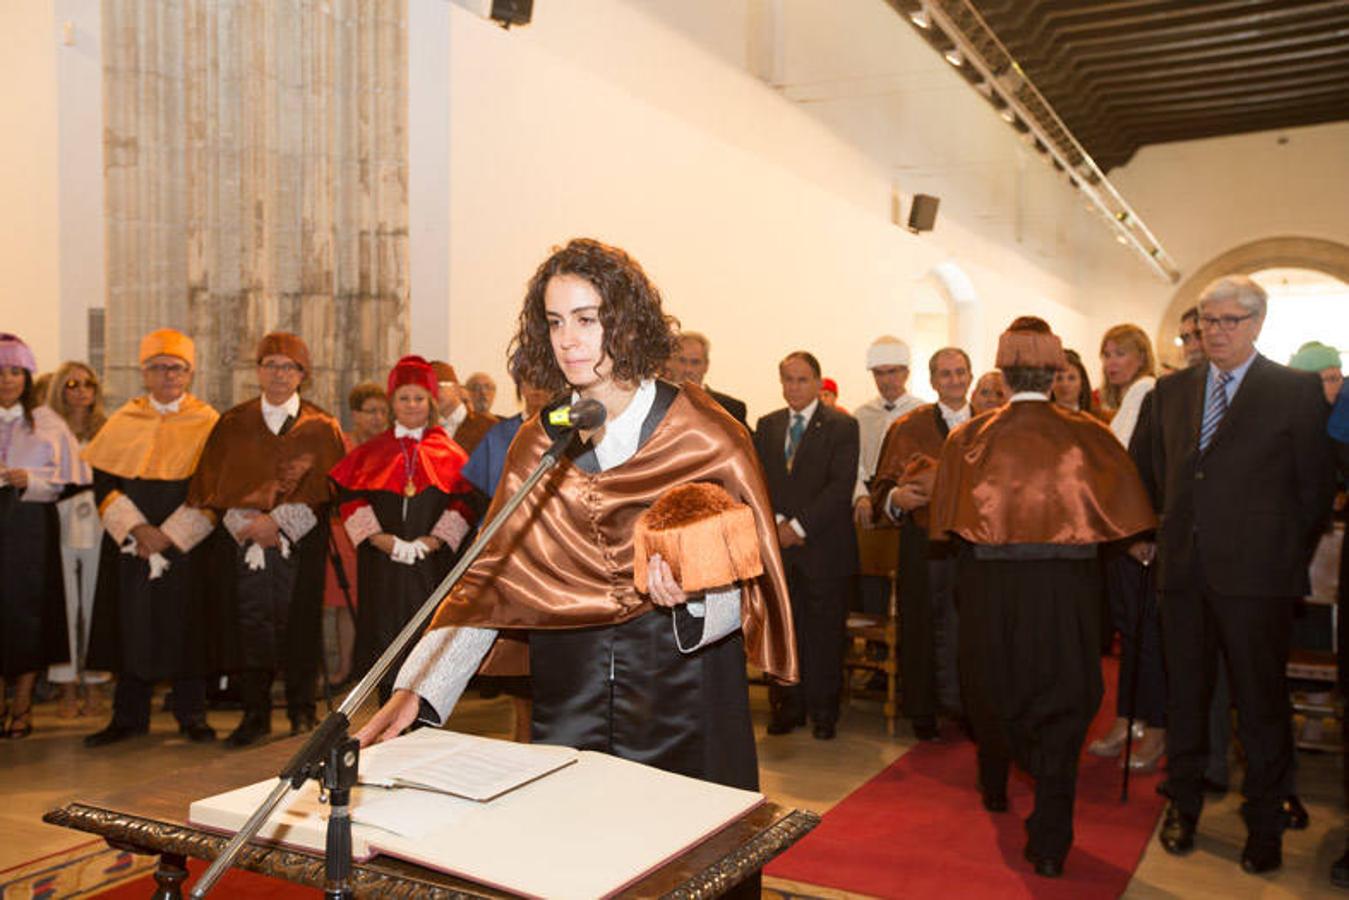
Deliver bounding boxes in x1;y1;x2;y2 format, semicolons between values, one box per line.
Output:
491;0;533;28
908;194;940;233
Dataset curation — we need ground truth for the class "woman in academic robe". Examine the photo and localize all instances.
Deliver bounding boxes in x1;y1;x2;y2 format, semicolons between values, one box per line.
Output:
329;356;476;703
0;334;80;739
44;360;111;717
357;238;797;793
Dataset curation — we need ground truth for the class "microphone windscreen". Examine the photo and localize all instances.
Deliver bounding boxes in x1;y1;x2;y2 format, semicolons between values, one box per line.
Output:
569;398;607;430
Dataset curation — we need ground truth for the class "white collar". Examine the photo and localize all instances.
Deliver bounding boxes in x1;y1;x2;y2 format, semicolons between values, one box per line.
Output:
584;379;656;472
0;404;21;422
262;393;301;418
1009;391;1049;403
789;398;819;423
938;400;971;422
149;395;182;415
441;402;468;434
394;422;426;440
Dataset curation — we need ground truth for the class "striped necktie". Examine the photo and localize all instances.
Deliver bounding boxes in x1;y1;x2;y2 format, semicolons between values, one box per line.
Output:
785;412;805;471
1199;370;1233;452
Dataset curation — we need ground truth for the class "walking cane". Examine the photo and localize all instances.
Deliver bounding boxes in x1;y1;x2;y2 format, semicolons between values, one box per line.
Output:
1120;554;1152;802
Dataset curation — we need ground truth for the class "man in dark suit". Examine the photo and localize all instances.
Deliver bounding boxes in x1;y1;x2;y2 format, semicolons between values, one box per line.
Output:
669;332;748;428
1132;275;1335;874
753;351;859;739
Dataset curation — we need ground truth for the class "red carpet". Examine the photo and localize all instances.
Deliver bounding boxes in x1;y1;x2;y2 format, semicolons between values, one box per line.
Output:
766;657;1166;898
92;857;307;898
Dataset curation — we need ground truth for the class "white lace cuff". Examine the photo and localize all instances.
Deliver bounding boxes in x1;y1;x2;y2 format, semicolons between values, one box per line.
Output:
393;626;498;724
223;508;258;544
100;492;148;544
673;586;742;653
431;509;470;551
271;502;318;542
160;504;215;552
343;504;381;546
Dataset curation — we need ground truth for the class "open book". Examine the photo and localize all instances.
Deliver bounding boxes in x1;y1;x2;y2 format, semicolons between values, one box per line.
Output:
357;728;579;801
189;729;765;899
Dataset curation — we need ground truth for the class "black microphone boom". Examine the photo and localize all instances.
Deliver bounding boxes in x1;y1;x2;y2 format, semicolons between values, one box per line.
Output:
546;398;606;432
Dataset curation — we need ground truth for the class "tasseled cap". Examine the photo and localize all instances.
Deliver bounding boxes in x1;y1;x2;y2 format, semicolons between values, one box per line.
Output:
387;355;439;398
430;361;458;384
138;328;196;367
633;482;764;594
255;331;311;373
0;333;37;373
866;335;911;369
995;315;1066;370
1289;341;1341;373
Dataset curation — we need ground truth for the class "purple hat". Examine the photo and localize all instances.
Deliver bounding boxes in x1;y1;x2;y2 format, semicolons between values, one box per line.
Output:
0;334;36;373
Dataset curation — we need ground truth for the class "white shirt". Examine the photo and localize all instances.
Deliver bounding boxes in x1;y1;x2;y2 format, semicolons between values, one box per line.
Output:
938;401;971;431
590;379;656;471
394;423;426;440
1009;391;1050;403
1109;376;1156;448
150;395;182;415
440;403;467;438
0;404;21;423
854;393;924;501
261;393;301;435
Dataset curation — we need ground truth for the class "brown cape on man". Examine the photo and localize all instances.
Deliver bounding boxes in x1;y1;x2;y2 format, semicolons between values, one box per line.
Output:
870;402;949;531
428;384;798;684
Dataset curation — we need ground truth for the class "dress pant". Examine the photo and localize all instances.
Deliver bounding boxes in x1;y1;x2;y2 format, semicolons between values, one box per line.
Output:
1160;575;1295;837
897;521;961;720
111;674;206;729
959;553;1103;862
769;560;848;728
1107;553;1166;727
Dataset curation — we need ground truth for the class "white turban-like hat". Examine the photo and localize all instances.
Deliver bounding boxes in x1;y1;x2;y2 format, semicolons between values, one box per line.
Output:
866;335;911;370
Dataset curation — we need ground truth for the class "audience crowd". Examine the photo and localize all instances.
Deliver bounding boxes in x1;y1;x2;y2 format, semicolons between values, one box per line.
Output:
0;263;1345;881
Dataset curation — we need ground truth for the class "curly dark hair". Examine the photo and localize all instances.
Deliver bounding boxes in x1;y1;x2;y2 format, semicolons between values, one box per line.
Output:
508;239;679;393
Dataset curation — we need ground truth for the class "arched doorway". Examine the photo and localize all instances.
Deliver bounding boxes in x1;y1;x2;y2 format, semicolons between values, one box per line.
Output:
1155;237;1349;368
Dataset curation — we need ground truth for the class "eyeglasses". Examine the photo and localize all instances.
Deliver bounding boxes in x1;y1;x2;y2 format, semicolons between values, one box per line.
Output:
143;363;191;376
64;378;97;390
1179;330;1202;344
260;362;303;374
1198;313;1255;332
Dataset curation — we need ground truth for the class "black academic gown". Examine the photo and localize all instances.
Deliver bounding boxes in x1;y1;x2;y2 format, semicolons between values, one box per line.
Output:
0;487;66;676
528;381;760;791
86;475;208;680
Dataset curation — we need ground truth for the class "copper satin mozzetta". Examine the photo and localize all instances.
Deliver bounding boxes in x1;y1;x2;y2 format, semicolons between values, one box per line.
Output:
428;385;798;683
869;404;948;531
928;402;1156;545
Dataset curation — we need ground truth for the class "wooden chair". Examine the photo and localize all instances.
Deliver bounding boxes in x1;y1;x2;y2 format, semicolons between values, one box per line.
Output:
844;524;901;735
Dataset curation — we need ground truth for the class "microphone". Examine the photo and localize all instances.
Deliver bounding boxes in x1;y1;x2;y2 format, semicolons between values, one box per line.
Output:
547;398;607;431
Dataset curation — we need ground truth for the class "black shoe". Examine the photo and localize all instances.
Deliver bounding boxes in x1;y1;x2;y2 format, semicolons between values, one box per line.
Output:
1023;845;1063;878
289;710;317;736
1282;795;1309;831
1331;846;1349;888
1158;803;1197;856
1241;834;1282;874
911;716;940;742
1201;778;1229;795
766;713;804;736
178;719;217;743
84;723;148;748
225;713;272;748
812;723;836;740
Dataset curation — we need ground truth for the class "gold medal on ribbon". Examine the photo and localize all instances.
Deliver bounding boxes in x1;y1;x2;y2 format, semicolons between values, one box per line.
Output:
404;480;416;498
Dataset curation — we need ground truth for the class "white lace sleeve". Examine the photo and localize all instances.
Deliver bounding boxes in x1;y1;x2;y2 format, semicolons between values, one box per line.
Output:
673;586;742;653
393;625;498;724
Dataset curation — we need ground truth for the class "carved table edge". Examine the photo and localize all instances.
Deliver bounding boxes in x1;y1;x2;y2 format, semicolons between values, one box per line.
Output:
42;803;480;899
662;808;822;899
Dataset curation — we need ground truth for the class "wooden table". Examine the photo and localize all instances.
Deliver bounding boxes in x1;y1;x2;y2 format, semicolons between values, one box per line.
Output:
44;736;819;898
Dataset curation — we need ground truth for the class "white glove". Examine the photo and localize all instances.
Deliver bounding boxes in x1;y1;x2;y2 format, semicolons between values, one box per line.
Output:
148;552;171;580
390;537;429;565
244;542;267;571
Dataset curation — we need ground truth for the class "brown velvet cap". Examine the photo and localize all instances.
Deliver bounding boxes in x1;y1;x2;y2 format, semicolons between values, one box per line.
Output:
633;482;765;594
995;316;1066;369
430;361;458;384
256;331;312;372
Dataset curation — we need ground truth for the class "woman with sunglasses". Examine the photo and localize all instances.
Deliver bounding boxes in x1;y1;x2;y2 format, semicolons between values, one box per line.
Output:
44;361;110;717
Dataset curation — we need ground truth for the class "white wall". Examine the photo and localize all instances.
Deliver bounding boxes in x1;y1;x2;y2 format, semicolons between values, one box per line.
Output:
425;0;1106;418
0;1;62;371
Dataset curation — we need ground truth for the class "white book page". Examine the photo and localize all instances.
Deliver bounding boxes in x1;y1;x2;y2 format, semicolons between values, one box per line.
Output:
358;729;579;801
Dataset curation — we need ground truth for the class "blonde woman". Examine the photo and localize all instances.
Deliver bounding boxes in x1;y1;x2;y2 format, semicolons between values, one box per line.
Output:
45;361;110;717
1090;325;1164;771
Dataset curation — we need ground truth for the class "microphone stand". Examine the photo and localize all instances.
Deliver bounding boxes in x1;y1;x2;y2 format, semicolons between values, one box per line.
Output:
191;421;585;899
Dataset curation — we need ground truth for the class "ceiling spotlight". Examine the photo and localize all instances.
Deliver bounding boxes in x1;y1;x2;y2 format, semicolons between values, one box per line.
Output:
1116;234;1129;246
999;108;1016;124
944;48;964;67
909;7;931;29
